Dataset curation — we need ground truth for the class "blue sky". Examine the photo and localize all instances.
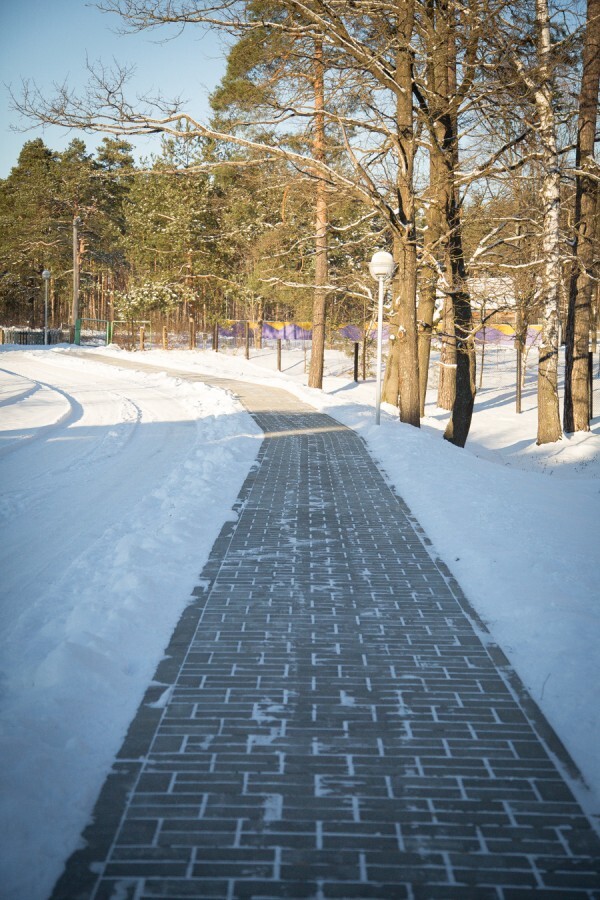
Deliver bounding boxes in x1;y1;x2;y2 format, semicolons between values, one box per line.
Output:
0;0;228;177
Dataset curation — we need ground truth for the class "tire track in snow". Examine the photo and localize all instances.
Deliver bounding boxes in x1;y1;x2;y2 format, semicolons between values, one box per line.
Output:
0;365;83;457
0;375;41;408
0;393;142;523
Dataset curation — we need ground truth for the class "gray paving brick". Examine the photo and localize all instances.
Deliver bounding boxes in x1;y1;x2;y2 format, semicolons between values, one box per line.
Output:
49;364;600;899
140;879;231;898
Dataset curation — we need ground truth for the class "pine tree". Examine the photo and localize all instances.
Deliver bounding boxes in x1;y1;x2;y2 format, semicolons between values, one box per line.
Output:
0;139;60;325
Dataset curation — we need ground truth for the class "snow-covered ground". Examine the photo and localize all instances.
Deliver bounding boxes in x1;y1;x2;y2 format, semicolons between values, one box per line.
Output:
0;341;598;900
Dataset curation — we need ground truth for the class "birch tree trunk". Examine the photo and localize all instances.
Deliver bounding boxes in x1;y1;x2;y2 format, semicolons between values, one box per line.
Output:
534;0;562;444
563;0;600;432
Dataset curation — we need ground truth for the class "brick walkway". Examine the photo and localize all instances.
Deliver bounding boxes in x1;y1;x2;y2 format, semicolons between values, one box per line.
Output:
52;367;600;899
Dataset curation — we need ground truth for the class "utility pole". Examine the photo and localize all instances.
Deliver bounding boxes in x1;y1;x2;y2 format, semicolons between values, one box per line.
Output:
72;216;82;325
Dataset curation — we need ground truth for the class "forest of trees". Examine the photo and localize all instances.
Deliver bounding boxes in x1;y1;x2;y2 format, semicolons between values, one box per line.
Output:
2;0;599;446
0;134;378;347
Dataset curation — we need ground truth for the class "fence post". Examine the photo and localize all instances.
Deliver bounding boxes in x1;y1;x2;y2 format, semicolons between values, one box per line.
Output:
214;322;219;352
354;342;359;382
139;325;145;351
245;321;250;360
277;339;282;371
189;317;196;350
163;326;168;350
74;319;81;346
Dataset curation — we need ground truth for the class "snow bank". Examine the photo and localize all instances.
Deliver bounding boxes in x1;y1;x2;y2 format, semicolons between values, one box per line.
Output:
0;341;598;899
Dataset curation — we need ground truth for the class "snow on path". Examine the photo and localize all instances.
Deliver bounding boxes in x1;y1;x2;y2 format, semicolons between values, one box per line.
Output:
0;348;261;900
89;344;600;819
0;343;598;900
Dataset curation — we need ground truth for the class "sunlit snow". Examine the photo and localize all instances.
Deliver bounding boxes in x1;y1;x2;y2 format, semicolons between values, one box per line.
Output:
0;341;598;899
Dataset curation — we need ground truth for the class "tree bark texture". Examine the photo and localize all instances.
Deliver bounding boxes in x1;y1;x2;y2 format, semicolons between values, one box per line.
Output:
382;0;420;427
72;216;81;325
419;10;444;417
437;295;456;409
308;38;328;390
428;1;475;445
563;0;600;432
444;287;476;447
534;0;562;444
382;327;400;408
417;272;437;417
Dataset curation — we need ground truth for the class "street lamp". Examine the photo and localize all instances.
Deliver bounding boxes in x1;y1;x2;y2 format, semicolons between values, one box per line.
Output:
369;250;395;424
42;269;51;345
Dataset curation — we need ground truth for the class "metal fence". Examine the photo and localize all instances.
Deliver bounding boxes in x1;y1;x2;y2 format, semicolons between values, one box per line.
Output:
1;327;70;345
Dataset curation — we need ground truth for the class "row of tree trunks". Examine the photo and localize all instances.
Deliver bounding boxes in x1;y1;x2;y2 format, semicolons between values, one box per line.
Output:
394;0;598;446
15;0;596;449
382;0;476;446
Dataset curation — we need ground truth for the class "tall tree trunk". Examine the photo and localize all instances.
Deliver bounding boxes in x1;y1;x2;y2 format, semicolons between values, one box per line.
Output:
383;325;401;407
382;0;420;427
308;38;328;390
418;262;437;417
429;3;475;445
534;0;562;444
594;187;600;352
255;300;264;349
564;0;600;432
419;2;444;417
444;283;476;447
437;295;456;408
391;236;420;425
72;216;81;325
443;195;476;446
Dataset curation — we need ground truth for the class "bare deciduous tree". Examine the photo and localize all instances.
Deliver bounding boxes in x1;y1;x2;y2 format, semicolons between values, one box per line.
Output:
564;0;600;433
